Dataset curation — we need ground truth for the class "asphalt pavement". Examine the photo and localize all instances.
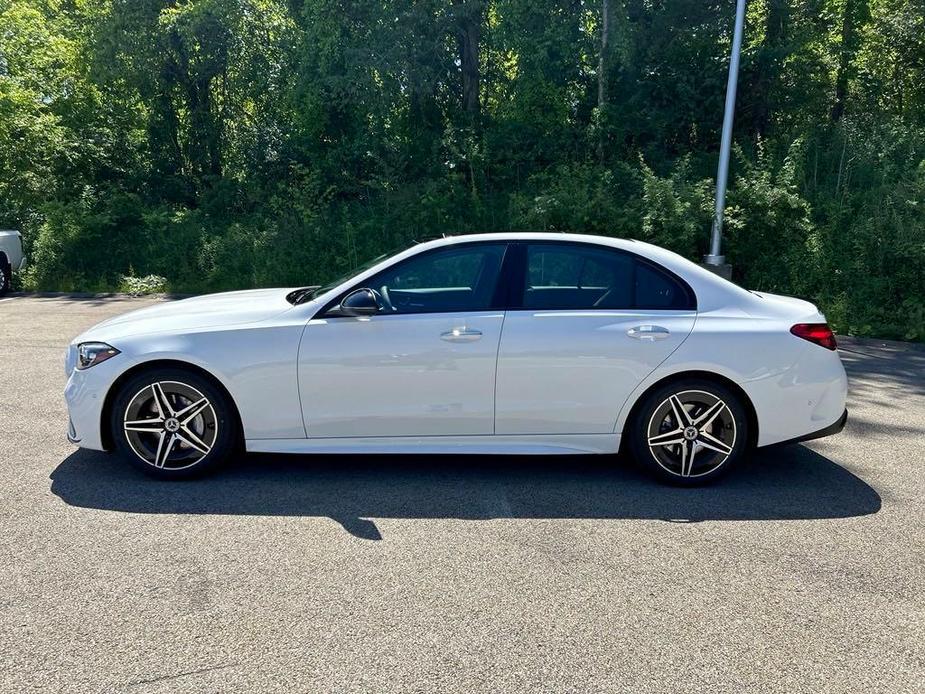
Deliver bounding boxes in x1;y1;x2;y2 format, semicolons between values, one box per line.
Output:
1;295;923;693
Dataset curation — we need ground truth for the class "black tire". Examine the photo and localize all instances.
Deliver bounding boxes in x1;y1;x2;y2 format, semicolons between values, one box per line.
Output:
627;378;749;486
110;367;238;479
0;258;10;296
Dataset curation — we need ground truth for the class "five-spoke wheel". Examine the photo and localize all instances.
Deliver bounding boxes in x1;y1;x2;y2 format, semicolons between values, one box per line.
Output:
629;379;748;484
111;368;236;478
123;381;218;469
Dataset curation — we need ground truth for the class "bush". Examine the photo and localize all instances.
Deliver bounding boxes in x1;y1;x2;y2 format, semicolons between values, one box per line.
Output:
118;274;169;295
724;140;816;296
508;163;642;238
639;156;713;259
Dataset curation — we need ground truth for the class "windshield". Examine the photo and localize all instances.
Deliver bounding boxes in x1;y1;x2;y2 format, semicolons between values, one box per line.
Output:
304;241;418;302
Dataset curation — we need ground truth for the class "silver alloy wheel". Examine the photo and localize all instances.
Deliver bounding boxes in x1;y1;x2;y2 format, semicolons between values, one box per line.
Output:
646;389;736;478
123;381;218;470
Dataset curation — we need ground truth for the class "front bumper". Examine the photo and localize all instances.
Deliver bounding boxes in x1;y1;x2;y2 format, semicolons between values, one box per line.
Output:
64;357;124;451
67;417;80;444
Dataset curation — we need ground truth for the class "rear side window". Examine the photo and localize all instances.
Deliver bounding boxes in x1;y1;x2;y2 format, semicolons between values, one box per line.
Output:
521;243;694;311
524;245;634;309
635;262;692;309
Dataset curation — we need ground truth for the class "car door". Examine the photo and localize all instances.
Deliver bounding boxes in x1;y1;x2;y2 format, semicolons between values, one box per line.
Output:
494;242;697;435
298;242;510;438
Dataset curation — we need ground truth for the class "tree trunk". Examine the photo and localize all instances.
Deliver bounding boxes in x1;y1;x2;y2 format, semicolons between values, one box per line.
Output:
456;0;483;118
831;0;869;123
751;0;788;135
598;0;612;109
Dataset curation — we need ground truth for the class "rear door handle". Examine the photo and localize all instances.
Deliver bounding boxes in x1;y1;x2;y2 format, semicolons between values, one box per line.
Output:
441;327;483;343
627;325;671;341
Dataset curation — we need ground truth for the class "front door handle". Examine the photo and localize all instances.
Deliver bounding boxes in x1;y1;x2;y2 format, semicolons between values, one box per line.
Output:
441;327;483;343
627;325;671;341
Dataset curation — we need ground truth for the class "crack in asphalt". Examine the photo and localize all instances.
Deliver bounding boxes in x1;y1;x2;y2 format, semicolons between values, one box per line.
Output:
126;662;238;687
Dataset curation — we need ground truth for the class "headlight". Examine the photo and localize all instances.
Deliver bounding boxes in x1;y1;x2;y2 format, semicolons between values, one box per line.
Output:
76;342;120;370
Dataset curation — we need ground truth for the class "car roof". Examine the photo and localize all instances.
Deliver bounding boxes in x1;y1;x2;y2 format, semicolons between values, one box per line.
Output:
413;232;680;273
414;231;637;247
409;232;755;312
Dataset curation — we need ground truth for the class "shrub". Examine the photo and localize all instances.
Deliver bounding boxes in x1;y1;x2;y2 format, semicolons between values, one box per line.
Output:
118;274;169;295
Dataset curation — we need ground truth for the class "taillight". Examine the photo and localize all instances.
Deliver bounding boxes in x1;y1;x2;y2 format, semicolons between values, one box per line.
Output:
790;323;837;350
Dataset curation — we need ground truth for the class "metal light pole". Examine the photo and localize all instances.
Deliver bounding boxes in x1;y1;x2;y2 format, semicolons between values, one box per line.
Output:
703;0;747;276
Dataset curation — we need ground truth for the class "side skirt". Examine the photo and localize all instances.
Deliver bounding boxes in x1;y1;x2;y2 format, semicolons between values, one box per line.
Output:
246;433;621;456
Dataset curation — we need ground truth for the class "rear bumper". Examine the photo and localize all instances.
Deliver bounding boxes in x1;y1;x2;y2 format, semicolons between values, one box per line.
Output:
743;341;848;447
775;408;848;447
17;255;27;272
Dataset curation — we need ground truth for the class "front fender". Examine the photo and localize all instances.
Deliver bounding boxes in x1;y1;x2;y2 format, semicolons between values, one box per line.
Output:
66;323;307;450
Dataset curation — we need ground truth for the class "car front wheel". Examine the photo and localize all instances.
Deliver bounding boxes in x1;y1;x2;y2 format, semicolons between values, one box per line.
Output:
110;367;238;479
628;379;748;485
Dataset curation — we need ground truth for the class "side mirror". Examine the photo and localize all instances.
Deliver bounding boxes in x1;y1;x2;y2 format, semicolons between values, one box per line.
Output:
337;288;381;317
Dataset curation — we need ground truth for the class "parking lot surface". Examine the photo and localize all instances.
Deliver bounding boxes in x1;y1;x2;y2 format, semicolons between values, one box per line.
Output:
1;295;923;693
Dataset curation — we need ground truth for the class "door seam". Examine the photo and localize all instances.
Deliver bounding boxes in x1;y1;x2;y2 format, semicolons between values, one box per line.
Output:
294;319;312;438
491;310;508;435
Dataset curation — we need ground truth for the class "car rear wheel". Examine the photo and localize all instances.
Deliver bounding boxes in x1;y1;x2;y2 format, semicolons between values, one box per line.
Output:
628;379;748;485
0;259;10;296
110;367;238;479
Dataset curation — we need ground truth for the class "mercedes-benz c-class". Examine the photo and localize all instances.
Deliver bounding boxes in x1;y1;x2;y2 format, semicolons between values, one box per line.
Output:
65;233;847;484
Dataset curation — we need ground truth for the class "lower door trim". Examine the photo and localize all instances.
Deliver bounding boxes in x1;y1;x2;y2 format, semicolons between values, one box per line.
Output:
246;433;621;456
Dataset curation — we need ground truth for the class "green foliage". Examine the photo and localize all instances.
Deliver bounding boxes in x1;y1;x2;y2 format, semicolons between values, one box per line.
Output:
509;163;641;237
1;0;923;339
806;121;925;339
119;273;169;295
640;157;713;259
724;140;816;295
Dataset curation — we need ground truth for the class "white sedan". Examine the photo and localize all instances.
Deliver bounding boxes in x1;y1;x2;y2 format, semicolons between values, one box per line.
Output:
64;233;847;484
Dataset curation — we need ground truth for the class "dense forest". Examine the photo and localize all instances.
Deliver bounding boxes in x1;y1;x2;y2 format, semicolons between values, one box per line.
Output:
1;0;923;338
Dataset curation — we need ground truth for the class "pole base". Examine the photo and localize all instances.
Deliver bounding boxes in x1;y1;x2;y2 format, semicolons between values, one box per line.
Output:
699;260;733;280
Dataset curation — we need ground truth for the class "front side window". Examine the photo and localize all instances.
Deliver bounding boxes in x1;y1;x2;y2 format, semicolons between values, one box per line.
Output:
366;243;507;314
522;243;694;311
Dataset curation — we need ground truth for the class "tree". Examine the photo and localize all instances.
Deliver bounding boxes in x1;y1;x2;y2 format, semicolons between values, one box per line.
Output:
1;0;922;338
830;0;870;122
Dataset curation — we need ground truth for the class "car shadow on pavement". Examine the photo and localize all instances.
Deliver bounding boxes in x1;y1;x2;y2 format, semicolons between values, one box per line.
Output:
49;445;881;540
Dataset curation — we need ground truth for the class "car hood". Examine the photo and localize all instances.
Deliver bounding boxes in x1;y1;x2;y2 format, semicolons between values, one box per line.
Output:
75;288;298;343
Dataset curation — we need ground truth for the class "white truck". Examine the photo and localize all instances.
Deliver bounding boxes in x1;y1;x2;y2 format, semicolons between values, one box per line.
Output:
0;230;26;296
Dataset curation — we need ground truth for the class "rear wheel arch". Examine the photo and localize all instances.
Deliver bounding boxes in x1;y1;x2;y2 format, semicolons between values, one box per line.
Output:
619;370;759;453
100;359;243;451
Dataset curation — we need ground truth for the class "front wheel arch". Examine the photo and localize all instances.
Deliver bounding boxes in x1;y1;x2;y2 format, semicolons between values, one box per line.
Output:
100;359;243;452
619;370;759;455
